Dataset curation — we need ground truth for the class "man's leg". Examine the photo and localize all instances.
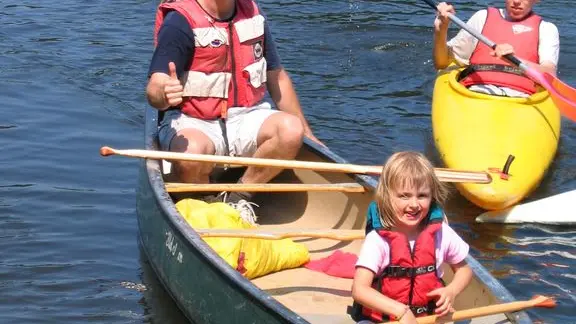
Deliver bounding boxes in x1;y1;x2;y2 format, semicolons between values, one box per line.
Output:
169;129;216;183
158;111;224;184
232;109;304;184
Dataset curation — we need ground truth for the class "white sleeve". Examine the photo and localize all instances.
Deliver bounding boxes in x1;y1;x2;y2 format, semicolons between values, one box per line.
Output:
447;9;487;65
538;21;560;66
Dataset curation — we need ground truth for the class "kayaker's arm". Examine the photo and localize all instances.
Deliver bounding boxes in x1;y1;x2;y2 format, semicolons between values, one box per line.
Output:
433;2;455;69
491;43;558;77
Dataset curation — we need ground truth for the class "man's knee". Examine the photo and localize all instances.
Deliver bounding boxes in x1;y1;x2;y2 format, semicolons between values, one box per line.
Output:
276;114;304;147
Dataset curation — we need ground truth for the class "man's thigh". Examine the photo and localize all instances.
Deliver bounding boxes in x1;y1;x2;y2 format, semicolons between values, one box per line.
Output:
226;103;279;157
158;110;226;154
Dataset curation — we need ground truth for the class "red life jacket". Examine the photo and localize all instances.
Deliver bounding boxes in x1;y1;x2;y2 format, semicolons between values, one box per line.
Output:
460;7;541;94
154;0;267;119
353;221;444;322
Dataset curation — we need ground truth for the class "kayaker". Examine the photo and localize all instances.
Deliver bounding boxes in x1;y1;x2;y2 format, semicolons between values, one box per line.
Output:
432;0;559;98
350;151;472;323
145;0;323;221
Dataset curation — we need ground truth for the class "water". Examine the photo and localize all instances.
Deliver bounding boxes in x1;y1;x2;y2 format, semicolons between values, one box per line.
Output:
0;0;573;323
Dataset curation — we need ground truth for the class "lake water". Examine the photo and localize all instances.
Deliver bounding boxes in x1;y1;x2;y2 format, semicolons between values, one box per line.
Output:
0;0;574;323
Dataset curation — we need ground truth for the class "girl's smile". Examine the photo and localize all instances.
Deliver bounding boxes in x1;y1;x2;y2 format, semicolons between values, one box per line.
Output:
391;184;432;233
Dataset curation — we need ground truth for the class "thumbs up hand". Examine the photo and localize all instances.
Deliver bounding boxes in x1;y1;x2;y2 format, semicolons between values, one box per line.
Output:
164;62;184;107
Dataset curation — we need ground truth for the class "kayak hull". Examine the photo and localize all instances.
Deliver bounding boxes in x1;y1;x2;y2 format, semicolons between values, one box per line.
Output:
476;190;576;224
432;66;561;210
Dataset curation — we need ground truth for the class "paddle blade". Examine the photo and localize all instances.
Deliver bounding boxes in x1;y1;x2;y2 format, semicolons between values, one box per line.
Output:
543;73;576;122
531;295;557;308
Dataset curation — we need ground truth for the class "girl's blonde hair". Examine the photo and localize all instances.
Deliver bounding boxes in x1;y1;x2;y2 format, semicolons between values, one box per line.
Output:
375;151;449;230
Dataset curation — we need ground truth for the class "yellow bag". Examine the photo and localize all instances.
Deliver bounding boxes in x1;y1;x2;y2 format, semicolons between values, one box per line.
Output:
176;199;251;269
175;199;309;279
239;236;310;279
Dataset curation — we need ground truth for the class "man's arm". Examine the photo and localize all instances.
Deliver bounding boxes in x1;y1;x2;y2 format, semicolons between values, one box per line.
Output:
146;11;194;110
266;68;318;143
263;18;323;145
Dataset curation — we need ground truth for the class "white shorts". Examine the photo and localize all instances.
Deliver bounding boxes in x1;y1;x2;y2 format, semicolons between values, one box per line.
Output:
158;102;279;157
468;84;530;98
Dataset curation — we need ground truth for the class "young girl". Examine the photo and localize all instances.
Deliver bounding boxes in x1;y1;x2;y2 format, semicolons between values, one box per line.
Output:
351;151;473;324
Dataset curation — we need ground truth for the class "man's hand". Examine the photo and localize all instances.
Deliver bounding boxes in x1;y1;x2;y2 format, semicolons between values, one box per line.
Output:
164;62;184;107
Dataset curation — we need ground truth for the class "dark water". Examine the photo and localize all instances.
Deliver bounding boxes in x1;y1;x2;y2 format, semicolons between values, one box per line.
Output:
0;0;574;323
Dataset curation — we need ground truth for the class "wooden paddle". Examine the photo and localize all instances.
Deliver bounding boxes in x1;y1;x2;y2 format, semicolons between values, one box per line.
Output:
196;228;366;241
422;0;576;122
165;182;367;193
100;146;492;184
386;295;556;324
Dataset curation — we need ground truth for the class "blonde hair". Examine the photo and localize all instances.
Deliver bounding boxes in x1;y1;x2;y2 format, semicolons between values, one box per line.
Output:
375;151;449;230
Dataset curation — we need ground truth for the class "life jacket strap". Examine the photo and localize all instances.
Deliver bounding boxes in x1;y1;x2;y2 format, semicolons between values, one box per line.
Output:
382;264;436;277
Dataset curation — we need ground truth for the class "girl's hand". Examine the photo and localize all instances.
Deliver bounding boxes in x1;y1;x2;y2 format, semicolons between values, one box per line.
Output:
426;287;456;316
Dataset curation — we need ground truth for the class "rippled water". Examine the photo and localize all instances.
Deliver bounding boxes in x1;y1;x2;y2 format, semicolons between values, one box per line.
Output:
0;0;573;323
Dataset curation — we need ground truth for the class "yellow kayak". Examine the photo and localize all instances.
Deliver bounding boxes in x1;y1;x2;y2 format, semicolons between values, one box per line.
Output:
432;66;561;210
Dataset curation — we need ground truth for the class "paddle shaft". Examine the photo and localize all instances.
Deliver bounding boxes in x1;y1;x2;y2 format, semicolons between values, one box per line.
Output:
386;295;554;324
165;182;367;193
422;0;524;67
100;146;492;184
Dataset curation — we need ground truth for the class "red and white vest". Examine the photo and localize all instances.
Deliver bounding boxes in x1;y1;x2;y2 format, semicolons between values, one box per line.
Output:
154;0;267;119
460;7;541;94
355;222;444;322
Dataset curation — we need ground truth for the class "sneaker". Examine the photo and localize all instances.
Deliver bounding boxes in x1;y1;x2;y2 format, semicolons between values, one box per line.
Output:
230;199;259;226
218;191;259;225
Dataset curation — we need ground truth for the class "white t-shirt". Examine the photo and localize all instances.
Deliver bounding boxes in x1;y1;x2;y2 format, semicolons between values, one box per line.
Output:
447;9;560;97
355;223;469;278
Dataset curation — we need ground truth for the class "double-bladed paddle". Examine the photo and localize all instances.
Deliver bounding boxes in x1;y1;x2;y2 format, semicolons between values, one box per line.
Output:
422;0;576;122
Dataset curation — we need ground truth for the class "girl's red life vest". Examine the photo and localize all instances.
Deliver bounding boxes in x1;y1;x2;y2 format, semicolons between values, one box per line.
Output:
154;0;267;120
354;220;444;322
460;7;541;94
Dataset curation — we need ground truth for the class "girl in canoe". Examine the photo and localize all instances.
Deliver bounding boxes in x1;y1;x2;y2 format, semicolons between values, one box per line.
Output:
351;151;473;323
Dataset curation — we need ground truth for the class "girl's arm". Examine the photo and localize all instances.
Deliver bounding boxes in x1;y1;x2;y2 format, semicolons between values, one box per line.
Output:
447;260;473;296
352;267;416;321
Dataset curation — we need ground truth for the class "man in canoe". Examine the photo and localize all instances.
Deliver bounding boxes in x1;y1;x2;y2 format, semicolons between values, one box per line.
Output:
433;0;559;97
146;0;323;221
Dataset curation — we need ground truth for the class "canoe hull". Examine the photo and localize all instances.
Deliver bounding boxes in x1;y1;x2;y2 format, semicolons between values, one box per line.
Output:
432;66;561;210
137;105;533;323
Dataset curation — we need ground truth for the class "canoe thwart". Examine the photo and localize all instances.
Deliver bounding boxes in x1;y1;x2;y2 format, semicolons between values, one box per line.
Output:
196;228;366;241
165;182;367;193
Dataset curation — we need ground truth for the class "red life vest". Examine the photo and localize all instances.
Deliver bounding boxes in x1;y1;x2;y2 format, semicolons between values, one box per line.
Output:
460;7;541;94
354;221;444;322
154;0;267;119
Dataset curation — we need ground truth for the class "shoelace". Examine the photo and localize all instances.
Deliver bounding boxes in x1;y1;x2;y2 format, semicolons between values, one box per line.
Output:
231;199;259;225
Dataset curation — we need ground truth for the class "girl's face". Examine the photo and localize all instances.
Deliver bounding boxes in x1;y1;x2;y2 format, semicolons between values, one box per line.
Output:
391;182;432;232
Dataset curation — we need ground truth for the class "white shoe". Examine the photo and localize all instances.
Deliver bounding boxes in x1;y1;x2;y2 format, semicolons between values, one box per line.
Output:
230;199;259;226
